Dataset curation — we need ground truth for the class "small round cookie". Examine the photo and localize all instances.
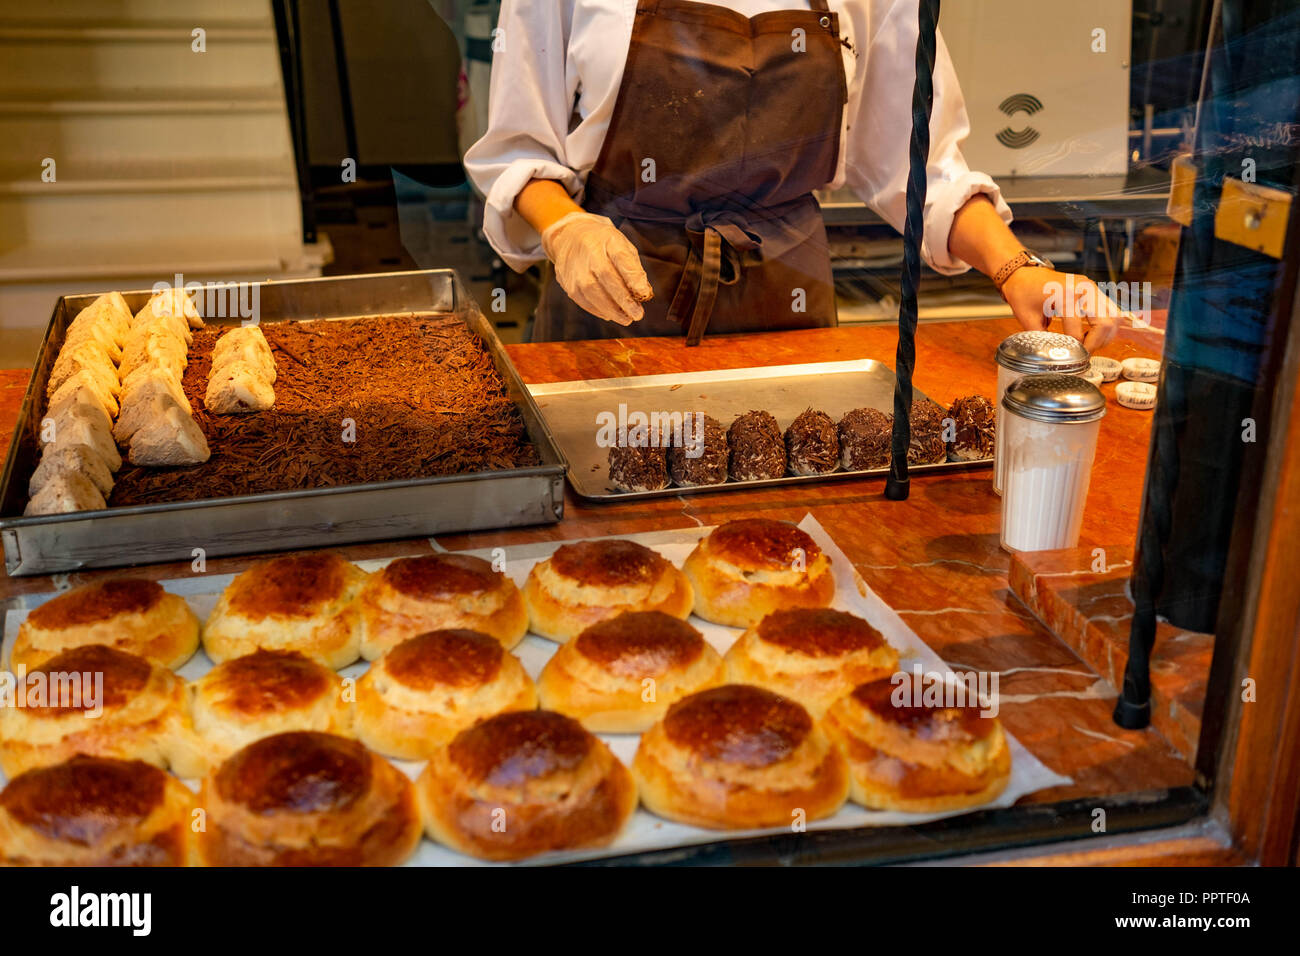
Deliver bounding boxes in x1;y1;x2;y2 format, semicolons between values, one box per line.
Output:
0;644;201;779
682;518;834;628
523;539;694;643
202;552;368;669
724;608;899;717
356;553;527;660
1090;356;1122;382
538;611;725;733
189;649;354;774
355;629;537;760
196;731;422;867
822;677;1012;813
0;756;197;866
632;684;848;830
10;578;199;672
1121;356;1160;382
1116;381;1157;410
417;710;637;861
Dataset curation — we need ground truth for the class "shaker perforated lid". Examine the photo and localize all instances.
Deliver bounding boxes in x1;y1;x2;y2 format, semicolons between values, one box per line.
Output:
1002;373;1107;424
996;331;1090;374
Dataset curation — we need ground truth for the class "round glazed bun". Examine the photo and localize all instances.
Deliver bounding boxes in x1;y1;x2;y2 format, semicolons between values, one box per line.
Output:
537;611;725;733
418;710;637;861
822;678;1012;813
202;552;368;669
357;553;528;659
355;629;537;760
197;731;422;867
189;649;354;774
0;756;196;866
724;608;899;717
10;578;199;672
523;539;693;643
0;644;202;779
632;684;847;830
682;519;834;628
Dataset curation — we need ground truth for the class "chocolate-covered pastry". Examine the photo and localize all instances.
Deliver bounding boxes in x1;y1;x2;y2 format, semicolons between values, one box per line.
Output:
668;414;728;487
945;395;996;461
727;410;786;481
908;400;947;465
784;408;839;476
838;407;892;471
608;439;669;492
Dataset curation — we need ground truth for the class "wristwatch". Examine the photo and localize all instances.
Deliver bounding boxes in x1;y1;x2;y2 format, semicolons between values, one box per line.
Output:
993;249;1055;297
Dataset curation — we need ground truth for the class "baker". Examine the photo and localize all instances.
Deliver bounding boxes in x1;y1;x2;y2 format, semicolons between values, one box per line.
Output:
466;0;1121;349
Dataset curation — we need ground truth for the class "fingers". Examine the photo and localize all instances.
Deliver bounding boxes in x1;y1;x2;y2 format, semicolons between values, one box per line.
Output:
577;280;636;327
1081;279;1122;353
608;234;654;302
1061;309;1085;344
580;231;648;325
1084;311;1119;352
1064;276;1095;343
592;257;645;325
1013;307;1048;332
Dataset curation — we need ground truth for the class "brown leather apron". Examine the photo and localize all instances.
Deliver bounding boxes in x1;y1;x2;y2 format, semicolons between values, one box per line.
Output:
533;0;848;344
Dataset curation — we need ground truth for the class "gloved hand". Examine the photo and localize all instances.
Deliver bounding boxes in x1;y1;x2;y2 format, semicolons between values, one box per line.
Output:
541;211;653;326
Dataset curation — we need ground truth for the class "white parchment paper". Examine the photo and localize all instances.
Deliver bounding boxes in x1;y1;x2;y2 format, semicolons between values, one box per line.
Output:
1;514;1071;866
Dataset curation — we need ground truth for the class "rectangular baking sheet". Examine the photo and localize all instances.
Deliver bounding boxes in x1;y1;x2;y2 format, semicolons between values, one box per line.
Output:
527;361;991;501
0;515;1071;867
0;270;567;576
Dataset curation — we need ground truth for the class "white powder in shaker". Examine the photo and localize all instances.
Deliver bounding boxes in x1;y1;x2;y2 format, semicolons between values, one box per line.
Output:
1001;416;1100;552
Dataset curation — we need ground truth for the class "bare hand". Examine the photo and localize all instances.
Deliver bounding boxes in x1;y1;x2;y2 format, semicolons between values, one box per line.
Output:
1001;268;1128;353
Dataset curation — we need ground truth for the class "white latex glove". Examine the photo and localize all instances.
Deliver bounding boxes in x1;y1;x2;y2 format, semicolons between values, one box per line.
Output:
541;211;653;326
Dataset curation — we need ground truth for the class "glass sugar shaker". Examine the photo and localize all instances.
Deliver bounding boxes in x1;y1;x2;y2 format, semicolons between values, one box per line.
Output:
1000;373;1107;553
994;331;1090;494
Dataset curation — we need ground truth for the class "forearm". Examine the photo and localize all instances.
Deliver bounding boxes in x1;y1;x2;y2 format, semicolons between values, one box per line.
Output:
948;193;1121;350
946;194;1025;277
514;178;584;237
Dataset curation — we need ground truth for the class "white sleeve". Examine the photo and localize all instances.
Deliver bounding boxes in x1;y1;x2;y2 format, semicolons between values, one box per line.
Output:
842;0;1012;276
463;0;581;272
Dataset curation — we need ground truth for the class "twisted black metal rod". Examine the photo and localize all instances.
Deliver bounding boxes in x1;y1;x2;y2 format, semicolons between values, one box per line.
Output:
885;0;940;501
1114;371;1183;728
1114;0;1227;728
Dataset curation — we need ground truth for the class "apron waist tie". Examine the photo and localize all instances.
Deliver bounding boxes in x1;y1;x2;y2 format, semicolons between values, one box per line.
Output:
676;212;761;345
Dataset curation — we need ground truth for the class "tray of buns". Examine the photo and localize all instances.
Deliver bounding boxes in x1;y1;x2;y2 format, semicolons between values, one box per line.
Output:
0;515;1068;866
0;269;567;576
528;362;996;500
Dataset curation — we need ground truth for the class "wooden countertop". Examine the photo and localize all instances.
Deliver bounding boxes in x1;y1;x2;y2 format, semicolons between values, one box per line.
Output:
0;317;1192;808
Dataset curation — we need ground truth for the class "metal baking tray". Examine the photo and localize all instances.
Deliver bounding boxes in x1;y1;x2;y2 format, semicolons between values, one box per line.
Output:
528;360;991;501
0;270;567;576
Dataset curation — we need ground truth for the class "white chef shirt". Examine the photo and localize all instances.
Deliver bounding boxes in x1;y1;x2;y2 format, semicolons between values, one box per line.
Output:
464;0;1012;276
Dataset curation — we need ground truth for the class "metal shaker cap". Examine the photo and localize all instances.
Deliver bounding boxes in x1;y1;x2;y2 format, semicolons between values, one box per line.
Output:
1002;373;1107;424
996;331;1090;374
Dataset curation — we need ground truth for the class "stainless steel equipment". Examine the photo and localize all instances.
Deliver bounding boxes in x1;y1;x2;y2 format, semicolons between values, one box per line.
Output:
0;269;567;576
